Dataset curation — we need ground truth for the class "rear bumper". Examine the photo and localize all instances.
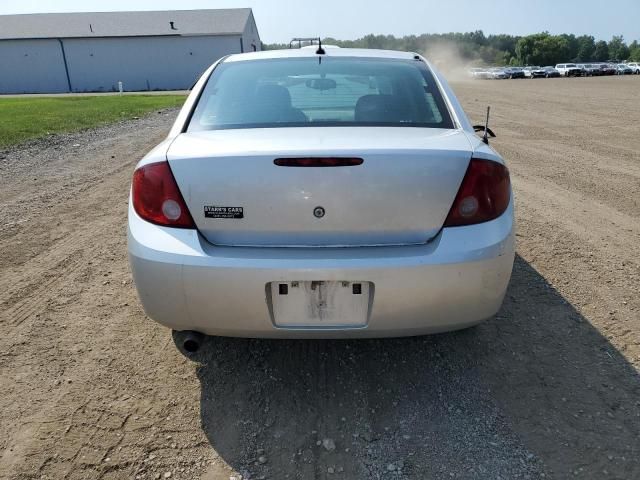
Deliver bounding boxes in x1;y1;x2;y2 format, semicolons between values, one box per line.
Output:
128;201;515;338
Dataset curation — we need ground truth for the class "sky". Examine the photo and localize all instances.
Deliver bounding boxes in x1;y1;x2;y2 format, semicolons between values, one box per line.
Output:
1;0;638;44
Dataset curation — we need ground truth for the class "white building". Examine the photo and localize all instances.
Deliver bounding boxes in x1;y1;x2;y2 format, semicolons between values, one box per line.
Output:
0;9;261;93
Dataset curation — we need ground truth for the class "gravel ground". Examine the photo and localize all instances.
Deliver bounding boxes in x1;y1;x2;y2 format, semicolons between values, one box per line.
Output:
0;76;639;480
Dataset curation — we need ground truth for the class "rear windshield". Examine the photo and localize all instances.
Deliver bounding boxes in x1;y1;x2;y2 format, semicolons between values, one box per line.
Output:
187;57;454;131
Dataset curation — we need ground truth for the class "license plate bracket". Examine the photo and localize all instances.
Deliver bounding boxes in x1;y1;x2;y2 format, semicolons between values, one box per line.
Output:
269;281;371;328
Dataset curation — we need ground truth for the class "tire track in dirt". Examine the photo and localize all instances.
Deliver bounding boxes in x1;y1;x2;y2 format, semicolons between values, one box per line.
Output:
455;77;640;478
0;111;202;479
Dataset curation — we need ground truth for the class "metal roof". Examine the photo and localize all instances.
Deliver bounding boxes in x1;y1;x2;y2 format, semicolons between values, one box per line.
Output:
0;9;254;40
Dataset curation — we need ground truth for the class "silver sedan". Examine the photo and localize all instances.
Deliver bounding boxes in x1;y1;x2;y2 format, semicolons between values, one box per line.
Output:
128;46;515;348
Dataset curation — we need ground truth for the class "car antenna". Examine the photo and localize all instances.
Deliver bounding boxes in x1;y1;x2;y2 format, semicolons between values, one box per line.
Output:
482;106;491;144
316;37;325;55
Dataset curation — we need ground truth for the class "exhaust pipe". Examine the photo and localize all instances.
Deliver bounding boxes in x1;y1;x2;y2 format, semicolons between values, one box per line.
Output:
182;331;204;353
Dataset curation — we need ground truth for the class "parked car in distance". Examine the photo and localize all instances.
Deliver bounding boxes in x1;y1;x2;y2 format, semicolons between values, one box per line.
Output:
128;47;515;345
555;63;583;77
542;66;561;78
504;67;525;79
626;62;640;74
616;64;634;75
598;64;617;75
489;67;509;79
524;66;546;78
469;67;491;79
577;64;600;76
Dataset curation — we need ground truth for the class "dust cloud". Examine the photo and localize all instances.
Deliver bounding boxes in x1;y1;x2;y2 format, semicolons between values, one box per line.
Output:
421;41;473;82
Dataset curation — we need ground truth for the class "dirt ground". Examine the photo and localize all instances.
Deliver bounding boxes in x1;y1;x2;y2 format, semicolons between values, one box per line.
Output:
0;76;639;480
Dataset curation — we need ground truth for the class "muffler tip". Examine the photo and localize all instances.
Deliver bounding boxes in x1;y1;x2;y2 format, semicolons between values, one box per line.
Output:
183;338;200;353
178;330;204;354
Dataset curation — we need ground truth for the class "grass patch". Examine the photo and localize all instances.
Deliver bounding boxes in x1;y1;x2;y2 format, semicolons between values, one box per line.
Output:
0;95;186;148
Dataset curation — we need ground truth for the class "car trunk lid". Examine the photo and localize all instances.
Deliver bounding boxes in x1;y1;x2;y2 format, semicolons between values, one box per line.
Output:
167;127;472;247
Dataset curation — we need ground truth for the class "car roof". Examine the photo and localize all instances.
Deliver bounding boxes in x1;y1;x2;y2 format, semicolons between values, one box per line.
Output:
224;47;419;63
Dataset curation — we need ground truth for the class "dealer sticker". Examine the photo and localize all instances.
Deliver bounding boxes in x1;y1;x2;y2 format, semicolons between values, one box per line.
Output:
204;206;244;219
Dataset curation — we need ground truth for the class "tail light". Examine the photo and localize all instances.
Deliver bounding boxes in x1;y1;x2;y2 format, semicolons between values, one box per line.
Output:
132;161;195;228
444;158;510;227
274;157;364;167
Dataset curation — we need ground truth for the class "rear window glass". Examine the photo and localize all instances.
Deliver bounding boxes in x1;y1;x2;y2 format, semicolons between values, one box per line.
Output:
187;57;454;131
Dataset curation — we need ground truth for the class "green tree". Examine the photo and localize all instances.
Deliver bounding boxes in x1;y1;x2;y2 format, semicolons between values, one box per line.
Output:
516;33;570;66
488;34;518;54
629;41;640;62
468;30;487;46
560;34;580;61
608;36;630;61
515;33;542;65
493;50;509;65
575;35;596;61
593;40;609;61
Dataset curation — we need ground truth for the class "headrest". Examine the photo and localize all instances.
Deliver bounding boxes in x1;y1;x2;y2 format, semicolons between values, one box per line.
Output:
355;94;404;122
255;84;292;107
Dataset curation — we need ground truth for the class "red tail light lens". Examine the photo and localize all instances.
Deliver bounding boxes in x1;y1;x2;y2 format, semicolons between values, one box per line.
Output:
444;158;511;227
132;161;195;228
